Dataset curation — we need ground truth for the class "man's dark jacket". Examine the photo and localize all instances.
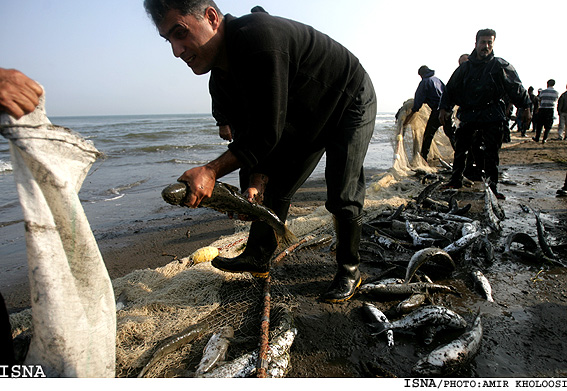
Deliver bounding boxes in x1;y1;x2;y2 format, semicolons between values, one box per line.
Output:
439;49;530;123
209;12;367;175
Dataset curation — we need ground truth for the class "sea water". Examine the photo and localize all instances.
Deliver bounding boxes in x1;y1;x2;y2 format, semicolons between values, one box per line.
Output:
0;113;396;286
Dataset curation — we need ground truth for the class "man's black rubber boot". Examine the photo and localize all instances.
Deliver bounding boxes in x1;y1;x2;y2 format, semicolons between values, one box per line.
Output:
321;215;363;303
212;220;277;278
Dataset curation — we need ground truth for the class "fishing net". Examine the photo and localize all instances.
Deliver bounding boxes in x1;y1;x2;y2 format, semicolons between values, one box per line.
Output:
8;98;457;378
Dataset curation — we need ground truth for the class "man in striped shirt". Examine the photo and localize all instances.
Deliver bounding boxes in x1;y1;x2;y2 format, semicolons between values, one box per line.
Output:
533;79;559;144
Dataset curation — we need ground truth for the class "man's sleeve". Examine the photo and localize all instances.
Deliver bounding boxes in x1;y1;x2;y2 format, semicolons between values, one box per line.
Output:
500;62;531;109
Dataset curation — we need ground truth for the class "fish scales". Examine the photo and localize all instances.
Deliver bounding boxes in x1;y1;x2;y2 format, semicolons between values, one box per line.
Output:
195;326;234;376
162;182;297;246
361;282;460;297
483;178;505;220
372;305;467;335
443;228;490;255
200;351;257;378
412;313;483;376
482;182;502;231
406;220;437;247
471;270;494;302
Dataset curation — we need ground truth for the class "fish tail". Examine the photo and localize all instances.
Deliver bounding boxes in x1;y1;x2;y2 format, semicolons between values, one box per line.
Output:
278;226;298;247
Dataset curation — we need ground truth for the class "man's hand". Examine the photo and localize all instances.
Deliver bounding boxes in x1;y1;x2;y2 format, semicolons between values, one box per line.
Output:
177;165;216;208
0;68;43;119
218;124;232;141
177;150;242;208
243;173;269;203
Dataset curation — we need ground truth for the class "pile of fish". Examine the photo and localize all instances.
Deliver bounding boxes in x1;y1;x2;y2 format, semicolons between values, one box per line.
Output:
137;306;296;378
355;176;562;376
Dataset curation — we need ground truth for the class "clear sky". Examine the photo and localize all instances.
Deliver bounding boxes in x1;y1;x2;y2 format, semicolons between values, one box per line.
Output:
1;0;566;117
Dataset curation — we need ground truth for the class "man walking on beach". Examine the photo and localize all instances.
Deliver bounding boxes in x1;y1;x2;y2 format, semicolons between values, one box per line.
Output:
533;79;559;143
557;84;567;140
439;28;531;200
403;65;454;160
144;0;376;303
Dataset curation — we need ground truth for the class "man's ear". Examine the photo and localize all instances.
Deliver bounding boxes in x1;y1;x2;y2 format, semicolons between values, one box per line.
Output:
205;6;221;30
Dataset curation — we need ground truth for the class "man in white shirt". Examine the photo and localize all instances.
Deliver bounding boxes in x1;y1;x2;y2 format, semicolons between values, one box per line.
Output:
533;79;559;144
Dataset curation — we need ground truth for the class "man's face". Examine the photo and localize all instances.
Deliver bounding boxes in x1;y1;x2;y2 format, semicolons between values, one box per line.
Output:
158;8;221;75
475;35;494;60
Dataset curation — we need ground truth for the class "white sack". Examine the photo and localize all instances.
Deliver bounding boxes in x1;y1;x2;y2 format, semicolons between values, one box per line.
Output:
0;95;116;377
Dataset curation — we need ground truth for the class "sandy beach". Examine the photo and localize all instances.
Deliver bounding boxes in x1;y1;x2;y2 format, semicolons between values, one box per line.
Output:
4;132;567;378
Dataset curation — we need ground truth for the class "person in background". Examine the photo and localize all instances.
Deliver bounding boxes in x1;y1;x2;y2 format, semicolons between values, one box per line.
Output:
526;86;538;134
0;67;43;366
439;28;531;200
533;79;558;144
531;88;542;132
143;0;377;303
458;54;469;65
403;65;454;160
556;84;567;140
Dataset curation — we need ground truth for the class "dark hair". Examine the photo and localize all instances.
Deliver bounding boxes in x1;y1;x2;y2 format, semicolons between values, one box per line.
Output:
418;65;433;77
476;28;496;42
547;79;556;87
143;0;222;26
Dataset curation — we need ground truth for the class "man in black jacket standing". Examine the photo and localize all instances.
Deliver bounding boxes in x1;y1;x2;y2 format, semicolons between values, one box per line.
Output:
144;0;377;303
439;28;531;200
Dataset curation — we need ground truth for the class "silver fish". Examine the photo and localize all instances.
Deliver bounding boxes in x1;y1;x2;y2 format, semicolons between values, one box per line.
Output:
411;221;449;240
162;181;297;247
267;353;290;378
200;350;258;378
482;178;505;220
412;313;482;376
138;322;209;378
372;305;467;335
443;228;490;256
195;326;234;376
406;220;437;247
471;270;494;302
483;184;502;231
363;302;395;347
415;180;443;208
371;230;413;252
404;247;455;283
360;278;404;292
361;281;460;298
201;328;297;378
427;211;474;223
